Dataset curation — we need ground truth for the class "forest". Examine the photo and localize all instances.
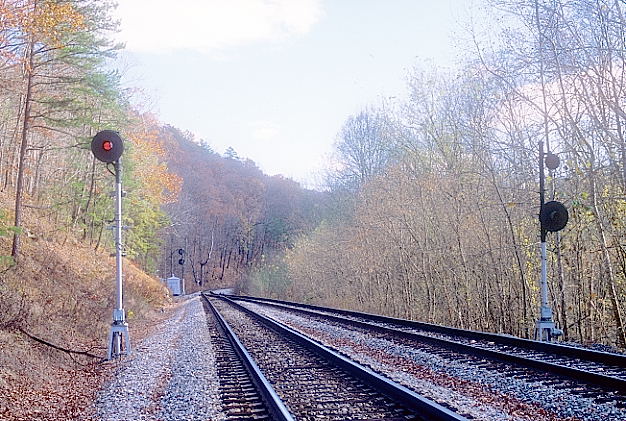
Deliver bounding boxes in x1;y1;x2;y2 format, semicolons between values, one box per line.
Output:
0;0;625;357
259;0;626;348
159;126;326;289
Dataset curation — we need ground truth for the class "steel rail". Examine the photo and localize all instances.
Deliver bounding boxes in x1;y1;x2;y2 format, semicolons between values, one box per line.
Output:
201;293;295;421
221;293;626;395
215;295;469;421
220;292;626;367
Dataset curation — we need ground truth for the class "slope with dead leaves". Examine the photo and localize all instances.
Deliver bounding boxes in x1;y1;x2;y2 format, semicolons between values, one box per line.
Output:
0;190;171;420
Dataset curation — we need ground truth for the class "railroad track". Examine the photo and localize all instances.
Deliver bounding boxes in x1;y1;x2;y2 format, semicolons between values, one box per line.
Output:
201;292;469;421
218;293;626;409
201;296;286;420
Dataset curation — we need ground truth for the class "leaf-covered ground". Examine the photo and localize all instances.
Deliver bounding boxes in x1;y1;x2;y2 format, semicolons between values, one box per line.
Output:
0;191;171;420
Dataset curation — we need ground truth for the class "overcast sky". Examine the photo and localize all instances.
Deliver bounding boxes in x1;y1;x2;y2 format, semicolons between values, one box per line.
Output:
113;0;483;187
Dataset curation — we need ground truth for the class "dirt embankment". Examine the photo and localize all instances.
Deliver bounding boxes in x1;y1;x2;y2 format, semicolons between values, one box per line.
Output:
0;193;172;420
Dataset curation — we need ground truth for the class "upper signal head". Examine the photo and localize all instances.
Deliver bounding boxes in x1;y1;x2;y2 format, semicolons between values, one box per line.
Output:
544;152;560;170
91;130;124;163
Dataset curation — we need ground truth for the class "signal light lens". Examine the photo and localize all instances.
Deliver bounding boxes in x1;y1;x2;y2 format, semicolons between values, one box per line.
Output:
102;140;113;151
545;153;560;170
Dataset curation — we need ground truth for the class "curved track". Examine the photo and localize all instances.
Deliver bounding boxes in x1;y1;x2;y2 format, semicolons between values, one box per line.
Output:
221;293;626;398
202;295;292;420
202;293;469;421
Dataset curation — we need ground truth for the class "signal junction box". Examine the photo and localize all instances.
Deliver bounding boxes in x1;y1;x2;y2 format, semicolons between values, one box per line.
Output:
166;276;182;296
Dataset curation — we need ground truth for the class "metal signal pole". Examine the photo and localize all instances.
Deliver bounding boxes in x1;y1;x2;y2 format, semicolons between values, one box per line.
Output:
535;141;567;341
91;130;130;360
169;249;173;277
106;160;131;359
536;141;554;341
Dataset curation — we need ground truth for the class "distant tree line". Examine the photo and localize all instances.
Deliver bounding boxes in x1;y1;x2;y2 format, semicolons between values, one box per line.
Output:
0;1;326;290
4;0;623;349
250;0;626;348
159;127;326;291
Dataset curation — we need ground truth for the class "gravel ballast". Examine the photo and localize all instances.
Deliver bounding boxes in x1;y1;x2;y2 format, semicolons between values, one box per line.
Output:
94;296;224;421
241;301;626;421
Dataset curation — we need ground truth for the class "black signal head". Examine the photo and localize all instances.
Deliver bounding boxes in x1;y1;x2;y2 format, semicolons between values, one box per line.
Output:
540;201;569;232
91;130;124;163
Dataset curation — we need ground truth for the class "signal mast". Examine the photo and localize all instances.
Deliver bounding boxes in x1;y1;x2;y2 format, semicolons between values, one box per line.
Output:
535;141;568;341
91;130;131;359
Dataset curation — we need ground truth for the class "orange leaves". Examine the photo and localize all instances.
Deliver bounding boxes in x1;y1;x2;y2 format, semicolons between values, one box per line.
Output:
128;114;166;156
1;0;86;68
125;112;183;205
1;0;85;47
0;1;24;29
29;1;86;45
138;161;182;205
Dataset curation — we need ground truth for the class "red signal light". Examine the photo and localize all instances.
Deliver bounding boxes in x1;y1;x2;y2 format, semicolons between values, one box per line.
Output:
92;130;124;163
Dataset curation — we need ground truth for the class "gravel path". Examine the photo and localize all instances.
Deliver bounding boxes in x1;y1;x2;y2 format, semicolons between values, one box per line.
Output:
94;296;224;421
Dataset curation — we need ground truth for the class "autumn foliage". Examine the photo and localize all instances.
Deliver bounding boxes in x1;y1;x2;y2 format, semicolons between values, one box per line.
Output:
158;126;324;291
0;1;178;417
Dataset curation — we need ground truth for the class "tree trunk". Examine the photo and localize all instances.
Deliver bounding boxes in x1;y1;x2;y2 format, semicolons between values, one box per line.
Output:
12;38;35;260
589;171;626;346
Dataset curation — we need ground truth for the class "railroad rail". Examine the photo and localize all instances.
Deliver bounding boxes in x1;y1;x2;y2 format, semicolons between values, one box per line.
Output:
218;292;626;398
202;292;469;421
201;294;293;420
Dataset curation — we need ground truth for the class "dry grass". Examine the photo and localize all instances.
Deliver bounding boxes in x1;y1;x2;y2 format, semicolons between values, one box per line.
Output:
0;191;171;419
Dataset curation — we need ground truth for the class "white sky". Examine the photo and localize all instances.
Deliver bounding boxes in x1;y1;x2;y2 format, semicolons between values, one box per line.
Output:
113;0;483;187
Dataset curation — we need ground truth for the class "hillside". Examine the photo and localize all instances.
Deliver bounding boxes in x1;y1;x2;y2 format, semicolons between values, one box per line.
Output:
0;190;170;419
158;126;327;292
0;123;327;419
